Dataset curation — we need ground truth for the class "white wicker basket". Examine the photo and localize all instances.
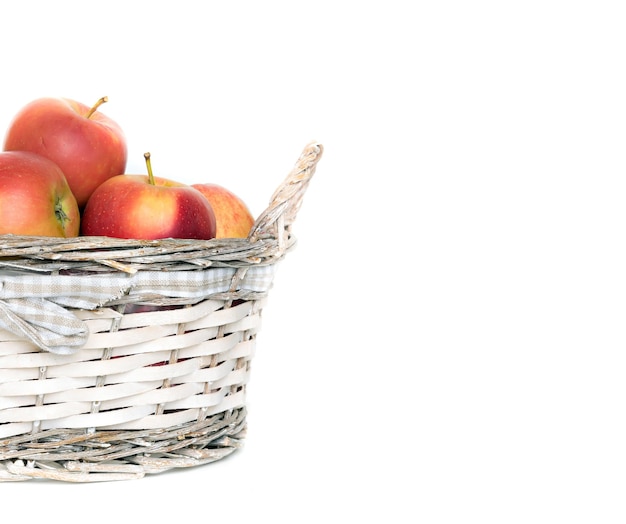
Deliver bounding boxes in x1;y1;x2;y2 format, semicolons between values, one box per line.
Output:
0;141;323;482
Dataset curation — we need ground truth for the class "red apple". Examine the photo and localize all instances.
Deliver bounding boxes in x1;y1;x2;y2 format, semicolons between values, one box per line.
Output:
0;151;80;237
3;96;127;208
81;153;217;240
192;183;255;238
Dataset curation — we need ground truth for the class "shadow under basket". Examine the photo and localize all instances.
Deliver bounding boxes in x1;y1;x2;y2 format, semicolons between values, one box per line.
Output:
0;141;323;482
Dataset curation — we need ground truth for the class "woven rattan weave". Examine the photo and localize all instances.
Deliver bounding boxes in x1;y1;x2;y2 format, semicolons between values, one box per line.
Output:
0;141;323;481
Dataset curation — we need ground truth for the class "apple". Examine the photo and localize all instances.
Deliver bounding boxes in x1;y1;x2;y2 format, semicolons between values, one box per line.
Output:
0;151;80;237
192;183;255;238
81;153;217;240
3;96;127;207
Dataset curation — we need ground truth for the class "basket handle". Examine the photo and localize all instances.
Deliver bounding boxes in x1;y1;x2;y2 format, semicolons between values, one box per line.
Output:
248;141;323;250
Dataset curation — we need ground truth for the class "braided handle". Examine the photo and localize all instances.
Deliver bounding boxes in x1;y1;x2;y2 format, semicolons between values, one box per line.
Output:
248;141;323;252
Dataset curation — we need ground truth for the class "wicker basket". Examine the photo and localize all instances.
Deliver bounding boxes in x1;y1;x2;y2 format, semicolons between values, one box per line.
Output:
0;141;323;482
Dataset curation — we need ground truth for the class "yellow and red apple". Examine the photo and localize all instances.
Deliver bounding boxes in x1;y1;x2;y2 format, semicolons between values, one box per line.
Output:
0;151;80;237
192;183;255;238
3;96;127;208
81;153;217;240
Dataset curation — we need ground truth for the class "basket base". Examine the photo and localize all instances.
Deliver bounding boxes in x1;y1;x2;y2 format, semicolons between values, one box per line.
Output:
0;407;246;482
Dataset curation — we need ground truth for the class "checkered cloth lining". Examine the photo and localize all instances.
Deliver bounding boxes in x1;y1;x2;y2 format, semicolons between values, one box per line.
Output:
0;265;276;354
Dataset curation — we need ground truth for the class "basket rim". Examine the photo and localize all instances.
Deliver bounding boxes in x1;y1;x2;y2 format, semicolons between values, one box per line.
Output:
0;141;323;270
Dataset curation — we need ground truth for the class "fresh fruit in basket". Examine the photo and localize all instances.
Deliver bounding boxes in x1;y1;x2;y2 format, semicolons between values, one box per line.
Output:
0;94;259;241
0;150;80;237
80;152;217;240
192;182;255;238
0;140;323;482
3;96;127;208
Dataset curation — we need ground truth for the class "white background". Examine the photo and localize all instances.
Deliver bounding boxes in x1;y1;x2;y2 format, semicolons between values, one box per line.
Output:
1;1;626;522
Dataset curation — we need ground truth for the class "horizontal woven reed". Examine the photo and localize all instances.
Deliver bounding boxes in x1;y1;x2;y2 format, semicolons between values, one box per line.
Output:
0;141;323;482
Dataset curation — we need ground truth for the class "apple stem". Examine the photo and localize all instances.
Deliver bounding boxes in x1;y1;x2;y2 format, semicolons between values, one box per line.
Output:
144;152;156;185
85;96;108;119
